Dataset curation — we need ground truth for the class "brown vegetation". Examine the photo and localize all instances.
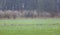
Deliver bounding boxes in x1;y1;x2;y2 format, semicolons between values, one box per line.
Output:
0;10;59;19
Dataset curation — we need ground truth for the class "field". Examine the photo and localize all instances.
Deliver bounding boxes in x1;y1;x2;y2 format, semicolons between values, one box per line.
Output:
0;18;60;35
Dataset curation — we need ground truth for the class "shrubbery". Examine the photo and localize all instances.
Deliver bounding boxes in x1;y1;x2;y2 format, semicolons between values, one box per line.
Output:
0;10;59;19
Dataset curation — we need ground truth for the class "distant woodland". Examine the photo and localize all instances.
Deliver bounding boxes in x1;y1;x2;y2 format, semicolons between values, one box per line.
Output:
0;0;60;18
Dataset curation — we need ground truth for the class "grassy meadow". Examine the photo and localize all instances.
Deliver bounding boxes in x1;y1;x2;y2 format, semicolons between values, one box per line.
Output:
0;18;60;35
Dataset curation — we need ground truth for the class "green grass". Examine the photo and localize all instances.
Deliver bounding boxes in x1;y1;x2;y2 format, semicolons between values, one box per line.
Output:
0;18;60;35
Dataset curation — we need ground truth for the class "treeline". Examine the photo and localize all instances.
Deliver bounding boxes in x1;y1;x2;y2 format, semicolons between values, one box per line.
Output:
0;0;60;12
0;0;60;18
